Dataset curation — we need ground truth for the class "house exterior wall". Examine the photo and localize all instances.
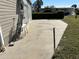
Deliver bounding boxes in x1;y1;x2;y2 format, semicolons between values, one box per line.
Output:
23;0;32;24
0;0;32;46
0;0;18;46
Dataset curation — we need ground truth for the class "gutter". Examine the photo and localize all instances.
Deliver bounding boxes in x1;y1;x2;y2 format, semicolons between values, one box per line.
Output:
0;26;5;52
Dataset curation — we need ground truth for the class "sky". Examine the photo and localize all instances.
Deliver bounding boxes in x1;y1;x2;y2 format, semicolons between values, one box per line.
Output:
32;0;79;8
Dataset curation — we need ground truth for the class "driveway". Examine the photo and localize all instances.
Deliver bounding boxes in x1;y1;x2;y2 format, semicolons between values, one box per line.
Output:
0;20;67;59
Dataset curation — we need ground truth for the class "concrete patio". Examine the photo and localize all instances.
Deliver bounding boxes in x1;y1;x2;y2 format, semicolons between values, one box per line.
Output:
0;20;68;59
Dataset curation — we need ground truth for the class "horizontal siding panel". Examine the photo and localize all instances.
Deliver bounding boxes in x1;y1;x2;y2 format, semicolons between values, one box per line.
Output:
2;23;13;36
4;36;9;46
3;32;10;40
0;0;16;5
2;28;12;35
0;0;16;7
0;18;13;26
1;22;13;30
0;11;16;14
0;3;16;8
0;0;17;45
0;6;16;10
0;9;16;12
0;12;16;16
0;17;15;23
0;15;16;19
1;18;13;26
0;4;16;9
6;0;16;4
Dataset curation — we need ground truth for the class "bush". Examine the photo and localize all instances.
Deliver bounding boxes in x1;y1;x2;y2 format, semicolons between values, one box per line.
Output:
32;12;64;19
75;9;79;15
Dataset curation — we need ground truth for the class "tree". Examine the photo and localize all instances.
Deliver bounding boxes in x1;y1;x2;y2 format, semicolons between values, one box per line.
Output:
44;6;50;9
33;0;43;12
71;4;77;18
50;5;55;8
71;4;77;8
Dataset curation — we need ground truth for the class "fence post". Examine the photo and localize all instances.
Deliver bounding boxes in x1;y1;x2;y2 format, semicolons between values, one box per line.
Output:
53;28;56;51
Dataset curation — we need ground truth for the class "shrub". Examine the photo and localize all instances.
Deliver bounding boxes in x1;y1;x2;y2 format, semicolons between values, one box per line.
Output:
32;12;64;19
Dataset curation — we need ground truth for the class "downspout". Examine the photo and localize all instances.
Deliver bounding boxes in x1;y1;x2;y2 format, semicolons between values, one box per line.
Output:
15;0;24;38
0;27;5;52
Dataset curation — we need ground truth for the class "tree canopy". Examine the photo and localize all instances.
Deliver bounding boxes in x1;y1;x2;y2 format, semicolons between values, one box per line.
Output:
71;4;77;8
32;0;43;12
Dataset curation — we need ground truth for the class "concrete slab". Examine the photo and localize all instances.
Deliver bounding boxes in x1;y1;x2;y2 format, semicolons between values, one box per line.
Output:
0;20;68;59
28;20;68;48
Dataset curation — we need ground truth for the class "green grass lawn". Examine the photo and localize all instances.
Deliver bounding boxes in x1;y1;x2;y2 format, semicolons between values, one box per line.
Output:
54;15;79;59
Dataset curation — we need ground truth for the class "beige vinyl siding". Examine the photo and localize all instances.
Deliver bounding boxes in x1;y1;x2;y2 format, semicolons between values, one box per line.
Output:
0;0;17;45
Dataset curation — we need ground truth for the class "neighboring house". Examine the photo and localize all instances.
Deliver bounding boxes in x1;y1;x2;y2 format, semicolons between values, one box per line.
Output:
40;8;75;16
0;0;32;47
52;8;75;16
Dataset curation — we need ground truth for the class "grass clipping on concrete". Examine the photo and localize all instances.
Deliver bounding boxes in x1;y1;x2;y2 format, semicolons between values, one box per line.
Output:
54;15;79;59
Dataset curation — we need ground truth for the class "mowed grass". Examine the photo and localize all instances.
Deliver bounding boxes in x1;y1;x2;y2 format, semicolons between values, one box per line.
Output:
54;15;79;59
